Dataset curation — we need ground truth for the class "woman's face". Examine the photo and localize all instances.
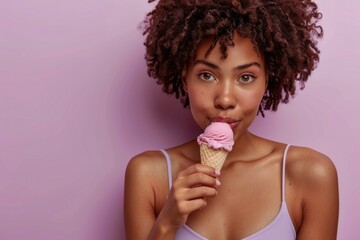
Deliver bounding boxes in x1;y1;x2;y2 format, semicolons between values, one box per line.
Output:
183;34;266;140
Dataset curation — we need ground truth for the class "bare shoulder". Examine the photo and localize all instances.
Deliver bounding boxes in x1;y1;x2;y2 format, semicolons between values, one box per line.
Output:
284;147;339;238
286;145;338;191
126;150;166;173
125;150;168;186
124;151;171;238
124;150;169;224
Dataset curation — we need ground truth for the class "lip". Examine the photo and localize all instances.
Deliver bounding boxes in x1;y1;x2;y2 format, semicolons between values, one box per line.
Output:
210;117;240;129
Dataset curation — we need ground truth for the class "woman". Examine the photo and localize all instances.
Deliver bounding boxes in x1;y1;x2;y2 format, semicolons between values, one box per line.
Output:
124;0;339;239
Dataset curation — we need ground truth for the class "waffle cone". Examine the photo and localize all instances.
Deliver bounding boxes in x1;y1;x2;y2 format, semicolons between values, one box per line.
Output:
199;144;228;170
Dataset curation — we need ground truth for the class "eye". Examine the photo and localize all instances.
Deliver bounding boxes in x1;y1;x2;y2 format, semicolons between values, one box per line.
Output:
238;74;255;83
198;72;216;81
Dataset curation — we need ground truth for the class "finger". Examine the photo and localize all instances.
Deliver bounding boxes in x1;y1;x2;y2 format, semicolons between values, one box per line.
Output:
183;172;220;188
178;163;220;178
179;198;208;214
184;186;218;200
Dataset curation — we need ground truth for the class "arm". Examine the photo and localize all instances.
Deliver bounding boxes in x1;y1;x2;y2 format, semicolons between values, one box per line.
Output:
124;153;159;240
297;153;339;239
124;151;220;240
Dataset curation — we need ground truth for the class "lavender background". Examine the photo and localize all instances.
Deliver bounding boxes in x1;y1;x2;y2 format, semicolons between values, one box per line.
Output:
0;0;359;239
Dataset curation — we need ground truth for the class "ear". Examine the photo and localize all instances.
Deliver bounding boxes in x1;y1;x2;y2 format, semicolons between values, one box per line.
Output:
181;66;188;93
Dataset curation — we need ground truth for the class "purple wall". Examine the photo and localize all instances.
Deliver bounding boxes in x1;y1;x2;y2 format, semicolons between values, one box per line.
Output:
0;0;358;239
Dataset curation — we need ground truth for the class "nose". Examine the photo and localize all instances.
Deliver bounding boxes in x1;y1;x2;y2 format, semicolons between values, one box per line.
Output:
214;81;237;110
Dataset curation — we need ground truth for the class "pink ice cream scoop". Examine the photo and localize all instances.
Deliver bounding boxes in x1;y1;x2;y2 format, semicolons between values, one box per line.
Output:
197;122;234;151
197;122;234;170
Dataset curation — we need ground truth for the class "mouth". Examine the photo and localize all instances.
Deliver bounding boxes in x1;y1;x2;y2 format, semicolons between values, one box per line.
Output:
210;117;240;129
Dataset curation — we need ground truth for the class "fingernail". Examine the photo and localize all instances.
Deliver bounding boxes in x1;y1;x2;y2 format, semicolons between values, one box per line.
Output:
215;170;221;176
216;179;221;186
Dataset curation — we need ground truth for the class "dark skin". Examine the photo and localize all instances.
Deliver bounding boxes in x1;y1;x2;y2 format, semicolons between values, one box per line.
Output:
124;35;339;240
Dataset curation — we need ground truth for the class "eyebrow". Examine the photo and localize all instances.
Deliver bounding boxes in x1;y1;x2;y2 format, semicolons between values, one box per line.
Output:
193;59;261;70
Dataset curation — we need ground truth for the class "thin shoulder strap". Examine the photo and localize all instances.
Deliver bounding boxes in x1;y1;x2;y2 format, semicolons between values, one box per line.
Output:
160;149;173;190
282;144;291;202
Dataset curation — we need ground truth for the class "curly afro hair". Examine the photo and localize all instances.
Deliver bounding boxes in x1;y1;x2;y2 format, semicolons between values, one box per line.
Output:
142;0;323;116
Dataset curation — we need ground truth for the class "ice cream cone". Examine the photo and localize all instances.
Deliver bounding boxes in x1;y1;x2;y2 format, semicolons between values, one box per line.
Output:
200;144;229;171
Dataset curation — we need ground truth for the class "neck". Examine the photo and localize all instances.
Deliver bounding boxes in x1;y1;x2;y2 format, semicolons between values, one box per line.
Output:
227;131;272;162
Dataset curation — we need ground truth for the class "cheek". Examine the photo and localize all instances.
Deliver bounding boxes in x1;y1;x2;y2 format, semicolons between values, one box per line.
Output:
240;87;265;112
188;92;206;113
252;90;265;105
187;86;207;107
187;87;212;127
